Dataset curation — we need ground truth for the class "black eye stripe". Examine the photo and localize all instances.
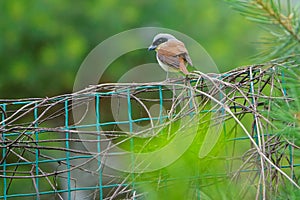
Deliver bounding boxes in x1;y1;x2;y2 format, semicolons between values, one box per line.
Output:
153;37;168;46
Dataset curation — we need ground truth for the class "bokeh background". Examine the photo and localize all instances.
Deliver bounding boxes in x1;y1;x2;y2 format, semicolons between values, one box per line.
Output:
1;1;300;199
0;0;262;99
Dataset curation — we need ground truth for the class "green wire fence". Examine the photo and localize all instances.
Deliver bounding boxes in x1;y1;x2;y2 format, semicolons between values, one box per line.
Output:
1;59;299;199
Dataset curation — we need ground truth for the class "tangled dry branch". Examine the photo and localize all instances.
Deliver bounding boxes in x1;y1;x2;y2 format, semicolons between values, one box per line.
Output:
0;57;299;199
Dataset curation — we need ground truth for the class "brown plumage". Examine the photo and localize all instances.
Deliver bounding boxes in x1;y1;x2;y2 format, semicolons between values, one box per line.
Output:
148;33;193;77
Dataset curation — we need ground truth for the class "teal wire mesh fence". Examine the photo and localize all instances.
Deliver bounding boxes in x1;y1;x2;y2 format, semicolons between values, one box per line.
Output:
1;59;299;199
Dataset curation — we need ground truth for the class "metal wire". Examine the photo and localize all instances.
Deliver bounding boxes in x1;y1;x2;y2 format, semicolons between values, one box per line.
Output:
0;58;299;199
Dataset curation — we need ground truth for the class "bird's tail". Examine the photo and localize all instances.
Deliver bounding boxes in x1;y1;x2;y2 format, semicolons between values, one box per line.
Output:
179;58;189;75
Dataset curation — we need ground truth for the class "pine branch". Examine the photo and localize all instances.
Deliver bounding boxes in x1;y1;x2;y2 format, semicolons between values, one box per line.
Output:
255;0;300;42
227;0;300;60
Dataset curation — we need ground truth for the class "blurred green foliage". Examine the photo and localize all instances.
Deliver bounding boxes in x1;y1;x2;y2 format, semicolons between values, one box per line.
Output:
0;0;261;98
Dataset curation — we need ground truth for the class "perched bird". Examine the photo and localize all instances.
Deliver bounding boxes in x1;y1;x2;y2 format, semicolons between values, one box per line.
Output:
148;33;193;79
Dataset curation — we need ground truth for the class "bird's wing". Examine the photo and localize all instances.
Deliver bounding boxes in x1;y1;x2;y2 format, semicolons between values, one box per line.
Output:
157;53;189;74
157;39;193;67
156;50;181;70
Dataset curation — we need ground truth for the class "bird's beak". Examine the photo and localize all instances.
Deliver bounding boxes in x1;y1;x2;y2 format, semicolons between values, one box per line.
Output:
148;45;156;51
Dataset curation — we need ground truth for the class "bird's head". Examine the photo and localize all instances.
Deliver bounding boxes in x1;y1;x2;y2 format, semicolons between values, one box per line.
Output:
148;33;176;51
